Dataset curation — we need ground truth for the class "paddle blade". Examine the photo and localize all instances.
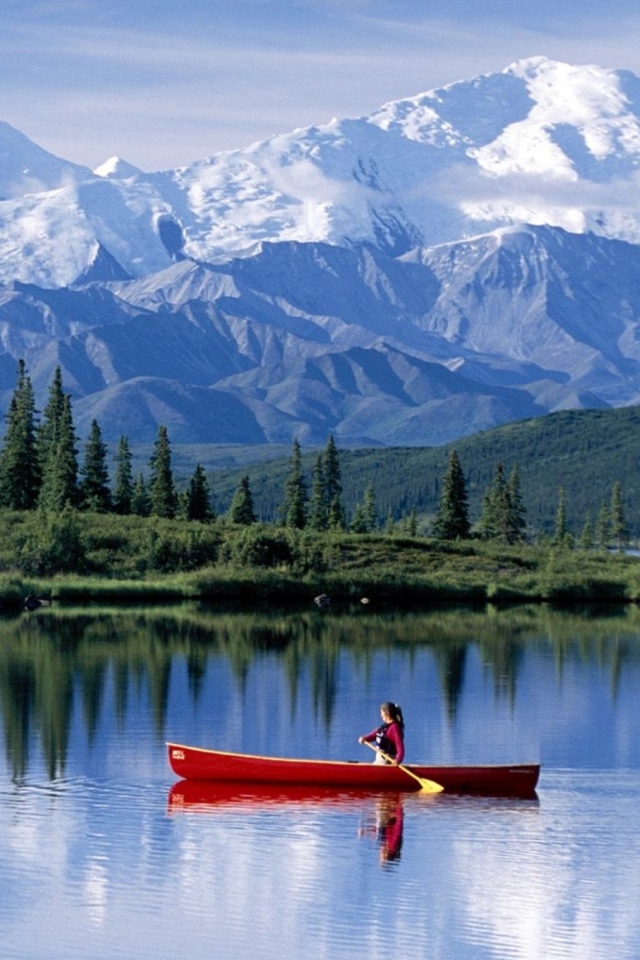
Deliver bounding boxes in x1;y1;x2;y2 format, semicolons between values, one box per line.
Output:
417;778;445;794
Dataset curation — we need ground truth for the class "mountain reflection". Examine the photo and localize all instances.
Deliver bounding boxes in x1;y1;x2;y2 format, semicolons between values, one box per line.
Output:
1;603;639;779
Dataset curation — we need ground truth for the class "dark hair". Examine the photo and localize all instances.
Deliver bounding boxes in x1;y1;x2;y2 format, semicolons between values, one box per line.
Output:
381;702;404;732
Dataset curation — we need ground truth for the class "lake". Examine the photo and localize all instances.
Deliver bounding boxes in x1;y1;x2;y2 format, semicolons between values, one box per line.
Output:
0;602;639;959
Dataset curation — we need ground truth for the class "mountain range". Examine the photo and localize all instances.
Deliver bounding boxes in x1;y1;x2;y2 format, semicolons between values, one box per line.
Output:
2;56;640;446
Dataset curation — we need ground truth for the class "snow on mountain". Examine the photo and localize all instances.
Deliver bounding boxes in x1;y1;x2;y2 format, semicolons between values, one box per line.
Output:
94;156;143;180
3;58;640;446
2;225;640;445
0;120;91;201
3;57;640;287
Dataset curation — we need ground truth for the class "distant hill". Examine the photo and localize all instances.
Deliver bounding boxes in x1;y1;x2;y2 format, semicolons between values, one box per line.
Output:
191;406;640;537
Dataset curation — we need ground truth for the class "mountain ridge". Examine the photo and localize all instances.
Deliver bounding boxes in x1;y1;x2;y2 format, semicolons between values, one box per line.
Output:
2;58;640;446
0;224;639;445
3;57;640;287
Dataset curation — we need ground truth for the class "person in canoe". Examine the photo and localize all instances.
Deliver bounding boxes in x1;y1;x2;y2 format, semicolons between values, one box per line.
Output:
359;702;405;765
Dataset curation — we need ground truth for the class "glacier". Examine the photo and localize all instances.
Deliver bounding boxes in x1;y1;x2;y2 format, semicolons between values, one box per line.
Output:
2;57;640;446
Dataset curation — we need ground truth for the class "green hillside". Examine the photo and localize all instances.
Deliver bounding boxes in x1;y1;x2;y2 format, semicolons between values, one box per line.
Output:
178;407;640;538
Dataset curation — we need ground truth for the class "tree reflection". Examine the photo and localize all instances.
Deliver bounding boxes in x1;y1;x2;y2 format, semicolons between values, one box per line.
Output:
0;603;639;779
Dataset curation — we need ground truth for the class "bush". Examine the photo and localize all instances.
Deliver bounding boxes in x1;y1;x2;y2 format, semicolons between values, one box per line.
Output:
14;508;88;576
221;527;297;569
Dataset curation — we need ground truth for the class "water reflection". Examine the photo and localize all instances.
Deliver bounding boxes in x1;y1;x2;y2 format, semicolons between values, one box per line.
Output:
166;781;540;873
1;604;639;960
1;602;640;779
359;793;404;863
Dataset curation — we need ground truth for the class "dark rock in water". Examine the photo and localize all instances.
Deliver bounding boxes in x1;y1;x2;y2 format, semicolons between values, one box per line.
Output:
23;595;51;611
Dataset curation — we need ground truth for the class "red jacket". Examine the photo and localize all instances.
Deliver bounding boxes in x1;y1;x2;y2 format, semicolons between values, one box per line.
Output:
362;720;405;764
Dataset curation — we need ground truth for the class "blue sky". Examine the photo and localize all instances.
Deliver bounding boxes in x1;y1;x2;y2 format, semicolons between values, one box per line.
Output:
1;0;640;171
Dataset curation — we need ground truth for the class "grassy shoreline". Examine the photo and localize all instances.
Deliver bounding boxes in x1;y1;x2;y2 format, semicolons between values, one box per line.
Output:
2;535;639;611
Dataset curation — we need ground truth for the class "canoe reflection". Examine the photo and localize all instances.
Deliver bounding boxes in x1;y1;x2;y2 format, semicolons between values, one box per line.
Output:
168;780;538;815
167;781;538;869
167;780;409;811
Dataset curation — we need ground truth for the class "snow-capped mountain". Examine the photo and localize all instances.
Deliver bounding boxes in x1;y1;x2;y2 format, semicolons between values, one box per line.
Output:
2;57;640;447
0;120;91;201
3;57;640;288
2;224;640;445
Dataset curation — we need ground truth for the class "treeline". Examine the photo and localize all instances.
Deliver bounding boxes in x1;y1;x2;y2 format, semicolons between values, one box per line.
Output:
0;361;212;521
0;361;633;559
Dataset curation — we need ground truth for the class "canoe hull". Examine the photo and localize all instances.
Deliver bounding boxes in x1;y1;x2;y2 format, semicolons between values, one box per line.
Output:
167;743;540;795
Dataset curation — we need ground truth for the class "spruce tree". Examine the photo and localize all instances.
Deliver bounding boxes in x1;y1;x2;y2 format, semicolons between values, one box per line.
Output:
148;425;176;518
384;508;396;534
596;502;611;549
363;482;378;531
38;393;79;511
610;481;629;550
37;365;65;477
479;463;510;542
229;475;256;524
79;419;111;512
350;502;368;533
432;450;470;540
0;360;40;509
308;453;328;530
282;439;307;529
113;436;134;514
478;461;525;544
324;434;344;529
507;463;527;544
552;487;571;547
351;483;378;533
132;472;151;517
579;513;593;550
187;464;213;522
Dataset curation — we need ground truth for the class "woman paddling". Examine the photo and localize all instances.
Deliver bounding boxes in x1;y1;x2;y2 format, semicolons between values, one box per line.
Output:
359;702;405;765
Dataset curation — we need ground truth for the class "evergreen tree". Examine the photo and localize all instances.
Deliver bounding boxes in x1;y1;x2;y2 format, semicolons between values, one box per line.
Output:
0;359;40;510
113;436;134;514
148;426;176;518
308;453;328;530
324;434;345;529
478;461;525;544
384;508;396;534
79;419;111;512
131;472;151;517
478;462;510;542
36;365;65;476
552;487;572;547
432;450;470;540
595;501;611;548
38;393;79;511
579;513;593;550
282;439;307;529
187;464;213;522
507;463;527;543
610;481;629;550
363;482;378;531
350;502;368;533
350;483;378;533
229;475;257;524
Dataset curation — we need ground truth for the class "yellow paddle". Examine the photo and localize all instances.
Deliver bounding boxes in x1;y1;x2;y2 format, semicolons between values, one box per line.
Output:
363;740;444;794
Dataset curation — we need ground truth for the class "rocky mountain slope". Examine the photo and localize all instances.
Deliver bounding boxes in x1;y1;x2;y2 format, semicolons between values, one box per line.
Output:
2;57;640;445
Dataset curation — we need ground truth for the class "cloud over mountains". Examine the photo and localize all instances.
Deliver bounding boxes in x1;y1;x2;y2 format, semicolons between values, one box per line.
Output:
2;57;640;446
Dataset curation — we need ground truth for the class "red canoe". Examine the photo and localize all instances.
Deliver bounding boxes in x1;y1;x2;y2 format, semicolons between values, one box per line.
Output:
167;742;540;795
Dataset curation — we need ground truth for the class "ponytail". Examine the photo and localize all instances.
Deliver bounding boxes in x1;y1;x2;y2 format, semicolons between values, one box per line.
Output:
381;702;405;735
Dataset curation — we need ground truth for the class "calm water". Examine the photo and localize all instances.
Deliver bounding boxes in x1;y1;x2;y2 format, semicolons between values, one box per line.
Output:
0;603;639;960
